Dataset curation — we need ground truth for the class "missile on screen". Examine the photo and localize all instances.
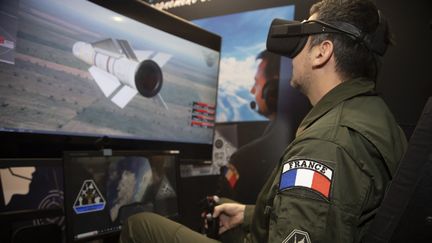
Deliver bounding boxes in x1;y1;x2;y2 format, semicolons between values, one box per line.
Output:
72;38;170;109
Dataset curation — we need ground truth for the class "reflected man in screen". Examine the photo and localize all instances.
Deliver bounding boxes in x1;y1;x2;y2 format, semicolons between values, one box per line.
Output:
218;50;285;204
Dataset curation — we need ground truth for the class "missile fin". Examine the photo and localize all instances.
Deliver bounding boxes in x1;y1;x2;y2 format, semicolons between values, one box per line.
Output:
111;85;138;109
116;39;138;62
154;94;168;110
134;50;154;62
152;53;172;67
92;38;123;58
89;66;121;97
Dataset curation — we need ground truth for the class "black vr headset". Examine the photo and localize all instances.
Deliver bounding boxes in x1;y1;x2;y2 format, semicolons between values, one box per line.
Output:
266;16;388;58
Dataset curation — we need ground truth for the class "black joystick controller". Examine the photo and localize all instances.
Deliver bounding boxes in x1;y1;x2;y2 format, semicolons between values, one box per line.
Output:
201;196;220;239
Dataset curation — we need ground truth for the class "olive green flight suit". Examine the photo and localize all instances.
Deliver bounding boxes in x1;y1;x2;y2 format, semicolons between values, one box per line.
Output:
243;78;407;243
119;78;407;243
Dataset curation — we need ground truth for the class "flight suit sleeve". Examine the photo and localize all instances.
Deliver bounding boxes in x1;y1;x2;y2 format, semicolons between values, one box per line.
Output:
242;205;255;232
267;138;372;243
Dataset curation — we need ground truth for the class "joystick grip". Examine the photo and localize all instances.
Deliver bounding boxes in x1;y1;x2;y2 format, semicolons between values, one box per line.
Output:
201;196;220;239
206;212;219;239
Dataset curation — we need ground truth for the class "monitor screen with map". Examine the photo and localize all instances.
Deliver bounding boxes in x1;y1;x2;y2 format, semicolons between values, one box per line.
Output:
63;150;179;242
0;0;220;147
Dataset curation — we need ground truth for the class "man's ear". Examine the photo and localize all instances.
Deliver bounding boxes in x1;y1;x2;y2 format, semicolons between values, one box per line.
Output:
311;40;334;68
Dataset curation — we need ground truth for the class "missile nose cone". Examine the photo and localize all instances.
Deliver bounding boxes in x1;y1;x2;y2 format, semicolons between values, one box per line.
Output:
72;41;94;65
72;42;84;57
135;60;163;98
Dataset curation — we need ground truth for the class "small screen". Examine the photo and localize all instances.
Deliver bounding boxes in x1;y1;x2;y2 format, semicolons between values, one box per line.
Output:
63;151;179;241
0;0;220;144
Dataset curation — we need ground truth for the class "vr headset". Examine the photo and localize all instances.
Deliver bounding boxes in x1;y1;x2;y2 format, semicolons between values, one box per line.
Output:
266;17;388;58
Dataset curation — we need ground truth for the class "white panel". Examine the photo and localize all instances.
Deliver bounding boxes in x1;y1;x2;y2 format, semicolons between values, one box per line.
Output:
111;85;138;108
153;94;168;110
295;169;314;188
89;66;121;97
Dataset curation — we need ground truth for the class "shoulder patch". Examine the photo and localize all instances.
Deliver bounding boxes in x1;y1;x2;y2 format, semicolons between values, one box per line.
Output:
223;163;239;188
279;159;333;199
282;229;311;243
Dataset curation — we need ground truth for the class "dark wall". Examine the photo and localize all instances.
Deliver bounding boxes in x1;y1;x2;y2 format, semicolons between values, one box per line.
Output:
177;175;219;232
375;0;432;137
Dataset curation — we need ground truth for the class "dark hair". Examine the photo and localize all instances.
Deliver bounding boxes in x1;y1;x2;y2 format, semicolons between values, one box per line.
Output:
309;0;391;81
256;50;281;82
256;50;280;113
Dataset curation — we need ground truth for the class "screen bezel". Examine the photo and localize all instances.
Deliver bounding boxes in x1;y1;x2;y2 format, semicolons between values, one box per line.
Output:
89;0;221;51
1;0;221;160
63;149;181;242
0;158;62;169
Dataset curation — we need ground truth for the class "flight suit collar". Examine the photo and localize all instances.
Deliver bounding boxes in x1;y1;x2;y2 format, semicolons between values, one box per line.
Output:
296;78;375;136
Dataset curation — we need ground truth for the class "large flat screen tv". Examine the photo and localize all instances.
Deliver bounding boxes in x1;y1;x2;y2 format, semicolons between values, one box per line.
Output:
63;150;180;242
0;0;221;157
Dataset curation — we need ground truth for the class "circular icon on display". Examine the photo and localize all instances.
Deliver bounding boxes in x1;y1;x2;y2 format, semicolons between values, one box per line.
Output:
34;189;65;229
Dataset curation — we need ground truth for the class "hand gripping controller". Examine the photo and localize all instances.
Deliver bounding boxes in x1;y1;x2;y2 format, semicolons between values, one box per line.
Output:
201;195;220;239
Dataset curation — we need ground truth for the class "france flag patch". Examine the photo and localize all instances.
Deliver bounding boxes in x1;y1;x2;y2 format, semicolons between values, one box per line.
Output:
279;159;333;199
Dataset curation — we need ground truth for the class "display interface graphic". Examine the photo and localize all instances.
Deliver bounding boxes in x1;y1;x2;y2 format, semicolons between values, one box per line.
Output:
0;0;220;144
0;158;64;230
0;159;63;212
64;151;178;241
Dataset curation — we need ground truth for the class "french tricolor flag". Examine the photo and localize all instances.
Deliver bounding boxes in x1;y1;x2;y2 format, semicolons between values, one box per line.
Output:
279;161;333;199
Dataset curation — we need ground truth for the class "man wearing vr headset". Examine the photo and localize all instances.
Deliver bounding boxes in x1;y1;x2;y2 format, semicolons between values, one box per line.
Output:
120;0;407;242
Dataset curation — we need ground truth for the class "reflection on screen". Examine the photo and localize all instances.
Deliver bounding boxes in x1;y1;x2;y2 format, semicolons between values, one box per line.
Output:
0;0;219;144
64;152;178;241
193;5;294;122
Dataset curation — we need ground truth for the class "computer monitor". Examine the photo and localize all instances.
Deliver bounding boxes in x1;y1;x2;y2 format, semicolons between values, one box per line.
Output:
63;150;180;242
0;0;221;157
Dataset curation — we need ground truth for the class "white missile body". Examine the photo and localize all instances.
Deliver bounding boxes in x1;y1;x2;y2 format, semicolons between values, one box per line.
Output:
72;39;171;109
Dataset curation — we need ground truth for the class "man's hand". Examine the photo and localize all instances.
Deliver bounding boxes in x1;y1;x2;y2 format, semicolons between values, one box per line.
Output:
213;203;246;234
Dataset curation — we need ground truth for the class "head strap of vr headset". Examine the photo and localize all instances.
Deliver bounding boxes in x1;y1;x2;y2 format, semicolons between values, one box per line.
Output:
270;11;388;56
